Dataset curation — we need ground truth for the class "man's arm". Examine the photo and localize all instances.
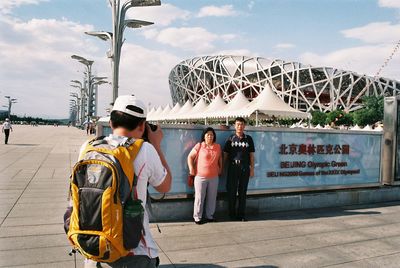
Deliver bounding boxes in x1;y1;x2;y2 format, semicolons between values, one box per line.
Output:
153;146;172;193
249;152;255;178
218;151;223;175
147;124;172;193
223;152;229;166
187;149;196;175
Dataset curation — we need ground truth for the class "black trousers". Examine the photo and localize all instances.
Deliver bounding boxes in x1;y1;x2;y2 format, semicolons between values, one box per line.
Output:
226;163;250;218
4;129;10;144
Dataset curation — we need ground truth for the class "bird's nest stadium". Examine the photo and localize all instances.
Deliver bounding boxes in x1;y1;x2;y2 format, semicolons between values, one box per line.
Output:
168;55;400;112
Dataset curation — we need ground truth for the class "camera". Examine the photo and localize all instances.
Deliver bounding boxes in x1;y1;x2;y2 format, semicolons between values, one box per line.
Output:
142;122;158;142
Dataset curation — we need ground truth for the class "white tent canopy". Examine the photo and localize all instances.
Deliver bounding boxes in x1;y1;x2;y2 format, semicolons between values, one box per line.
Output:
187;98;208;119
151;104;171;121
160;104;171;120
202;95;227;118
212;90;250;118
149;106;163;121
149;102;179;121
170;100;193;120
146;107;156;120
169;102;182;115
226;85;309;120
150;85;309;122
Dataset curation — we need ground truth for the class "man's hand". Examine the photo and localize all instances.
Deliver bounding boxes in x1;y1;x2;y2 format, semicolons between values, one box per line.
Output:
250;168;254;178
146;123;163;149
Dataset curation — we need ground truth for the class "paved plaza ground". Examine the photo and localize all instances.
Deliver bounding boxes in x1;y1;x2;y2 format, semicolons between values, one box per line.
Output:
1;125;400;267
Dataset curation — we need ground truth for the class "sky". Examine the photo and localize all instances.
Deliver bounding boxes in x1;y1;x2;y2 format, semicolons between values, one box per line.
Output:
1;0;400;119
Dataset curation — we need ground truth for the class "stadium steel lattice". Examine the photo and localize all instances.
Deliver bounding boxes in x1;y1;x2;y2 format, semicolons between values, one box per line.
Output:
168;55;400;112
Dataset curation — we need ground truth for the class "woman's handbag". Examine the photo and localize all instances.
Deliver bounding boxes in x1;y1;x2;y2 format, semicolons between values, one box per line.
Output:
187;143;201;187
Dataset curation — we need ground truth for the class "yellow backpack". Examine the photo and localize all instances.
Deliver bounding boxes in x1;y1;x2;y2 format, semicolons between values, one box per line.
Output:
67;137;144;263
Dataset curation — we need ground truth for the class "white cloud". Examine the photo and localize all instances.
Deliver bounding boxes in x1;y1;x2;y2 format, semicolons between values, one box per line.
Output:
0;16;107;118
0;0;48;14
142;27;238;54
378;0;400;8
299;44;400;80
341;22;400;44
127;3;190;27
145;27;218;53
117;44;181;108
248;1;255;10
197;5;238;18
221;34;237;42
211;49;255;57
275;43;296;49
0;13;183;118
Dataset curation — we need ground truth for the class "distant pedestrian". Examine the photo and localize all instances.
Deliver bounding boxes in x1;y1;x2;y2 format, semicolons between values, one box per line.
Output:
2;118;13;144
187;127;222;224
86;122;91;135
223;117;255;221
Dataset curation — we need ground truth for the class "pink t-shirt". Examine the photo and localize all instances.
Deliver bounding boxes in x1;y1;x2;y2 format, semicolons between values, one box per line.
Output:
191;142;221;178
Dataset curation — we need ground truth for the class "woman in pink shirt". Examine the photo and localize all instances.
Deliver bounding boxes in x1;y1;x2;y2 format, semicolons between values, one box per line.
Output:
187;127;222;224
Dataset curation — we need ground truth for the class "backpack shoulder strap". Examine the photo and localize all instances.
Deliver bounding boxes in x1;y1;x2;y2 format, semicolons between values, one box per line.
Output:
115;139;144;189
78;137;100;160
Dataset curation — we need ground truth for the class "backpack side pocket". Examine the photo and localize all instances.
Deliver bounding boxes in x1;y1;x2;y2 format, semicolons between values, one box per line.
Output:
123;198;144;249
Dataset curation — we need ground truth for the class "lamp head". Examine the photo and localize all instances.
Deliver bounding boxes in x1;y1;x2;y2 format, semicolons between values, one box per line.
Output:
124;19;154;29
85;31;113;41
130;0;161;7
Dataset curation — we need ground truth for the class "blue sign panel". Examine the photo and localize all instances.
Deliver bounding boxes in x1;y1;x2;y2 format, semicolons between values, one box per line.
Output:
158;126;381;194
100;125;381;195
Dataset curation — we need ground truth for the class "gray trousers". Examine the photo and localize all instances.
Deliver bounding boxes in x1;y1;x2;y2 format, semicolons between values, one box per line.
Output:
193;176;219;221
84;256;158;268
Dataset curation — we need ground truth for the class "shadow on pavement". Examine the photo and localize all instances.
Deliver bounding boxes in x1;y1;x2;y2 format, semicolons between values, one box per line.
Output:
160;265;278;268
7;144;39;146
248;201;400;222
212;202;397;223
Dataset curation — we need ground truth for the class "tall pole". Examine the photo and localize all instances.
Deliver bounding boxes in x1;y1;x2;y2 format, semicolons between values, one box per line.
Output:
86;0;159;104
112;0;119;103
86;63;93;122
4;96;17;118
71;55;94;122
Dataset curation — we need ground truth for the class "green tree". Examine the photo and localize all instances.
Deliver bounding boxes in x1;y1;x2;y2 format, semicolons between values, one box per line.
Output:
310;110;327;126
353;96;384;126
326;109;353;126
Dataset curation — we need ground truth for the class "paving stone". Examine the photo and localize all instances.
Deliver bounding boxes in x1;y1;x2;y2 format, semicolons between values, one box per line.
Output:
326;252;400;268
156;232;235;251
2;125;400;267
0;245;73;267
165;244;255;265
0;223;63;237
0;233;68;250
2;215;64;227
260;246;352;268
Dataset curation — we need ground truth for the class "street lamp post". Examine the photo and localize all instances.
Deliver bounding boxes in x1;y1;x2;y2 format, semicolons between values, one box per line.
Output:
71;55;94;122
4;96;17;118
69;99;78;126
85;0;160;103
71;80;86;126
70;93;81;125
90;77;108;117
71;75;108;121
91;78;109;116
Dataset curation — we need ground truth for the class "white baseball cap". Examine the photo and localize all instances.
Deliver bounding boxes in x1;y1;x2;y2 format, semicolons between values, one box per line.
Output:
112;95;147;118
